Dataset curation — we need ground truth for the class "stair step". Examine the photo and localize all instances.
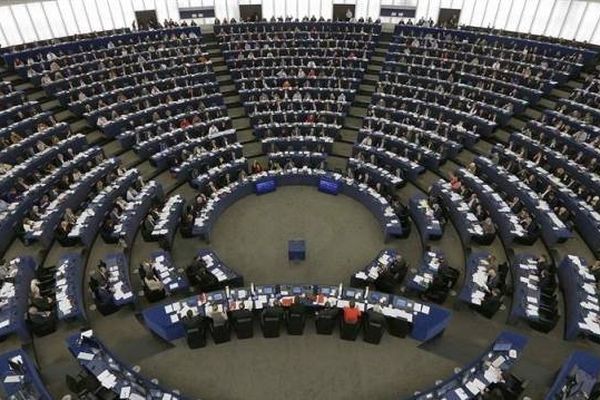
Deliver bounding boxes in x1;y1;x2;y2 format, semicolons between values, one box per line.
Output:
220;84;236;95
232;117;251;130
54;110;75;122
103;139;124;157
355;95;371;104
344;116;362;129
349;106;367;118
358;83;375;93
339;128;358;142
40;99;60;112
236;128;255;143
537;98;555;109
508;117;526;130
326;155;349;172
85;130;105;145
331;142;353;157
564;80;583;89
523;108;542;120
227;107;245;118
242;142;262;158
550;88;571;98
224;95;241;105
70;119;90;133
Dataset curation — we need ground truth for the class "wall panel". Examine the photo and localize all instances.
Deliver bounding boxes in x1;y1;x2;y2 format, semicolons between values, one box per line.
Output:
577;2;600;42
0;6;23;45
11;4;38;42
505;0;524;31
494;0;511;29
1;0;600;46
27;3;52;40
561;0;586;39
518;0;539;32
545;0;570;37
530;0;553;34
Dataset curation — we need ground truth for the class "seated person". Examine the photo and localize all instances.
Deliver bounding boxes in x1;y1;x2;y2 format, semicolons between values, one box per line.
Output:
207;303;228;328
343;300;362;325
185;256;218;291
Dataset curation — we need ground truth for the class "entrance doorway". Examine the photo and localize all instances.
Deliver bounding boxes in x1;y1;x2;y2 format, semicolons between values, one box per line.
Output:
333;4;356;21
239;5;262;22
135;10;158;29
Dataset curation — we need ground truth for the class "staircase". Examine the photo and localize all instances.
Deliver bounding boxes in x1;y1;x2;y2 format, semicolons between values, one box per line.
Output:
327;31;393;171
203;33;266;168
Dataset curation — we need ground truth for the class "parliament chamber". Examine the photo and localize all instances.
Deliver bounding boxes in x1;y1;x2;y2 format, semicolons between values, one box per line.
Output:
1;0;600;399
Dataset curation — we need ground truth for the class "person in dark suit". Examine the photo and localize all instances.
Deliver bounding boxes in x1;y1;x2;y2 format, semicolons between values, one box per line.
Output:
186;257;218;291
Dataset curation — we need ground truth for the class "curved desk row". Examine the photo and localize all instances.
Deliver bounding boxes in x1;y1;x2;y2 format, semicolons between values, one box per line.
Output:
558;255;600;342
545;351;600;399
0;349;52;400
192;168;403;242
0;257;36;342
407;331;528;400
409;194;443;241
67;330;189;400
143;282;451;343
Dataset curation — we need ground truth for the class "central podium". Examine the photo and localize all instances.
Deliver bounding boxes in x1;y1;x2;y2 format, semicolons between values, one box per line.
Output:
288;240;306;261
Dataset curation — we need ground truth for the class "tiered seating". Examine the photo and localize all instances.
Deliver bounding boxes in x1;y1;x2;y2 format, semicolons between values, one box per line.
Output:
429;179;489;245
191;168;404;243
0;146;103;255
8;28;240;181
455;167;531;245
67;330;186;399
558;255;600;342
474;155;571;245
406;248;459;303
24;156;118;247
458;252;508;318
6;28;129;64
138;250;190;302
393;25;593;101
408;331;527;400
508;254;559;332
53;253;86;322
0;349;52;400
216;20;381;167
145;194;185;250
545;351;600;399
502;135;599;255
408;194;443;241
0;257;36;341
350;249;407;292
63;169;141;248
89;253;134;315
102;180;163;248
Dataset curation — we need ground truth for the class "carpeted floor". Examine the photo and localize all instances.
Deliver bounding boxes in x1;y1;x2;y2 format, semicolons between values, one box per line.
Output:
4;180;600;400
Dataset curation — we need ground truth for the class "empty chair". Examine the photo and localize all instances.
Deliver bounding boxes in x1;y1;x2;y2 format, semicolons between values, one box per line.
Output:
230;305;254;339
286;297;307;335
386;317;411;338
363;307;386;344
181;310;207;349
261;301;284;338
315;304;339;334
